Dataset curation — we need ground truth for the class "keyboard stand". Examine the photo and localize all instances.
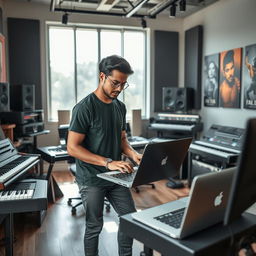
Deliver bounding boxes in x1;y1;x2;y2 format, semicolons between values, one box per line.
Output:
37;146;70;203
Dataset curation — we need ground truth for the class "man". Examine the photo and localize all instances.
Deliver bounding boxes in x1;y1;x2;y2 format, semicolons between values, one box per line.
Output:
245;52;256;99
67;55;142;256
219;50;240;108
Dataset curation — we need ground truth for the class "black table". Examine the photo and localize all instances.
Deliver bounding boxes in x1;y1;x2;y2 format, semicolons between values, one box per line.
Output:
120;212;256;256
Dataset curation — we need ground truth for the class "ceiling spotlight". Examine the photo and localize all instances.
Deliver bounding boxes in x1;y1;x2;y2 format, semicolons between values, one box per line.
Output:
179;0;186;12
141;17;147;28
170;4;176;18
62;12;68;25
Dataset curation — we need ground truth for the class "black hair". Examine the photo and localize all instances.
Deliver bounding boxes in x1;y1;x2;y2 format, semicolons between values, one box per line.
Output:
99;55;134;76
223;50;234;70
208;60;218;74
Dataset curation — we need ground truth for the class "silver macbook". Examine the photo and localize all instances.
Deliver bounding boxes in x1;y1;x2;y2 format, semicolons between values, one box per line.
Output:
131;167;235;239
97;138;192;188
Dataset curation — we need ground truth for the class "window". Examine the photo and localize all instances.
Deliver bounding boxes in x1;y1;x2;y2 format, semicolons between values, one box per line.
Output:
48;25;147;121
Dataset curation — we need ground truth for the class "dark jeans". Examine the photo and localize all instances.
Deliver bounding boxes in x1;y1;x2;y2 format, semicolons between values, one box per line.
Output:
78;184;136;256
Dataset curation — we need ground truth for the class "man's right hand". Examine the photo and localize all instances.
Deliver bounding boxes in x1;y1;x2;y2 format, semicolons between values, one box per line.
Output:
107;160;134;173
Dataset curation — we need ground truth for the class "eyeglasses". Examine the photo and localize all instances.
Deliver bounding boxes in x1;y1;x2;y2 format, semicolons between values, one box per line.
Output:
105;75;129;90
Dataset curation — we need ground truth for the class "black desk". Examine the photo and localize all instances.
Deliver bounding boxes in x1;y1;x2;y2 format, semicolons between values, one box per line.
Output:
120;212;256;256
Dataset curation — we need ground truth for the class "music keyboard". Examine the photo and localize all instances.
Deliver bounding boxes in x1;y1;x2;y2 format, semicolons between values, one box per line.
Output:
193;140;240;154
189;143;239;163
37;145;72;163
0;179;48;214
150;123;196;132
128;136;149;148
0;155;39;183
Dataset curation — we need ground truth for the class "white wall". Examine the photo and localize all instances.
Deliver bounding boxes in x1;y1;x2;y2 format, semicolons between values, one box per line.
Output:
183;0;256;132
3;0;183;146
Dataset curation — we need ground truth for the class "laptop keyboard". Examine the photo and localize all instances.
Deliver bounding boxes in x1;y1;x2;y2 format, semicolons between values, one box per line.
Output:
111;172;136;182
154;208;186;229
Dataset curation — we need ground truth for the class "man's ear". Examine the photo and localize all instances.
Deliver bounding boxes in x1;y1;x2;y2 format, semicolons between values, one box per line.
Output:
99;72;105;83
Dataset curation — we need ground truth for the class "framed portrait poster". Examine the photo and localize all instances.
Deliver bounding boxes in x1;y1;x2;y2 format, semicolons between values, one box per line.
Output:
204;53;219;107
219;48;242;108
244;44;256;109
0;33;6;82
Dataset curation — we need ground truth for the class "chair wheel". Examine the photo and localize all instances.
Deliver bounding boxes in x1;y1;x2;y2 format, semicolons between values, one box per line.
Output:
71;207;77;215
67;199;72;206
135;187;140;193
152;184;155;189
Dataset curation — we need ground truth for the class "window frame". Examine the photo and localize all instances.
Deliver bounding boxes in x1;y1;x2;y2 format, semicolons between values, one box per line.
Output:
46;23;149;122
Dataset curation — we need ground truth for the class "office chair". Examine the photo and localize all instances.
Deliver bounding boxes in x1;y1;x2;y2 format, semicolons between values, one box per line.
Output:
67;163;111;215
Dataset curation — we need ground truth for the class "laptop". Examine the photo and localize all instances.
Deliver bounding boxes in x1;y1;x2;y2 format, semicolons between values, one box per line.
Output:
97;137;192;188
131;167;235;239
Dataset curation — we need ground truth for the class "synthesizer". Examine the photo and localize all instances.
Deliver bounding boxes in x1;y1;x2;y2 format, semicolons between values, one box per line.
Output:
0;138;39;189
0;178;48;214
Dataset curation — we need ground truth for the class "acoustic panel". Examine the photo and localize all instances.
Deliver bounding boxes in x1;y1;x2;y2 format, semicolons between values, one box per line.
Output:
154;31;179;112
184;25;203;110
8;18;42;109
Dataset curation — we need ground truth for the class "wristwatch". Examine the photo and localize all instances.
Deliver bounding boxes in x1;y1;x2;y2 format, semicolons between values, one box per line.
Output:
105;158;113;170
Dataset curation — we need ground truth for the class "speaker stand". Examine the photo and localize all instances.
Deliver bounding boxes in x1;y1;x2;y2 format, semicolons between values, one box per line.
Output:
166;178;184;189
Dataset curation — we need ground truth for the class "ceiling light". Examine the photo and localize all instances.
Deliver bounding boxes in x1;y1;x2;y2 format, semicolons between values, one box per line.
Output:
169;4;176;18
141;17;147;28
62;12;68;25
179;0;186;12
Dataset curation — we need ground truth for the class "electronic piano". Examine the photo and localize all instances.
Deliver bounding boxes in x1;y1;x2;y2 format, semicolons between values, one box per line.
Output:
188;124;245;182
0;179;48;214
37;145;72;165
149;113;203;136
0;138;40;189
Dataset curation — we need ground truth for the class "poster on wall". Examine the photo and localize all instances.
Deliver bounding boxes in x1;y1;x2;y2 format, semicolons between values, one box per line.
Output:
219;48;242;108
204;54;219;107
244;44;256;109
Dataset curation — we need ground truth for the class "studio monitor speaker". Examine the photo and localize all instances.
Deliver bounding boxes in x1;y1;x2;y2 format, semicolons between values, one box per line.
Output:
162;87;194;112
10;84;35;111
0;82;10;112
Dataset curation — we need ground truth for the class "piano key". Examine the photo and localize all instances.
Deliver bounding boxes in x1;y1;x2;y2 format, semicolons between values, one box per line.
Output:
0;179;47;213
194;140;241;154
0;156;39;183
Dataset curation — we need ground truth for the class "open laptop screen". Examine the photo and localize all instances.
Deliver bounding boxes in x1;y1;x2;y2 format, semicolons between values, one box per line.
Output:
224;118;256;225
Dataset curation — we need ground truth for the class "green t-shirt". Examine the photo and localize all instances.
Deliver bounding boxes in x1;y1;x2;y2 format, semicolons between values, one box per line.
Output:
69;93;126;186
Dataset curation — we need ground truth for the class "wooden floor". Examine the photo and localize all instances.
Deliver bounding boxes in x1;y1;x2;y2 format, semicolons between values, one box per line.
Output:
0;171;189;256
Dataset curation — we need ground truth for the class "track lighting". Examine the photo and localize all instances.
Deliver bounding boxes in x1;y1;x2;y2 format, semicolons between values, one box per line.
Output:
179;0;186;12
141;17;147;28
169;4;176;18
62;12;68;25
